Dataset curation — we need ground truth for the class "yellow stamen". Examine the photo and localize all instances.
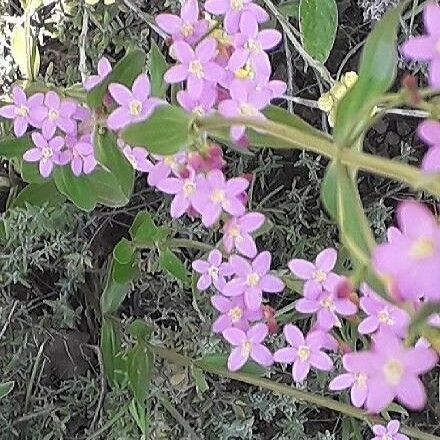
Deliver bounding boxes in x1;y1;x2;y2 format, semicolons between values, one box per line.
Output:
239;103;257;116
208;265;219;280
230;0;244;10
188;60;204;78
245;39;262;53
298;345;310;361
15;105;28;117
383;359;404;386
354;372;367;388
320;296;335;311
410;237;435;259
181;23;194;37
246;272;260;287
241;340;252;356
41;146;53;159
129;100;142;116
313;269;327;283
228;306;243;322
48;109;59;121
210;188;226;203
183;180;196;196
378;309;394;325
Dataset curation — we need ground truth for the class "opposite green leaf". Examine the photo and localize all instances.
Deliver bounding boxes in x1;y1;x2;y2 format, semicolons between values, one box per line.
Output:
12;181;66;208
130;211;159;245
127;344;154;406
334;4;404;145
122;105;192;155
0;381;14;400
0;135;32;159
159;248;188;284
148;40;168;97
100;318;122;385
299;0;338;63
87;48;146;109
113;238;135;264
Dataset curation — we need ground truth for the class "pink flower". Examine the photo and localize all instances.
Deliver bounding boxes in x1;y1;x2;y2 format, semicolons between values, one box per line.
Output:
156;0;209;45
40;91;77;138
223;323;273;371
0;86;45;137
329;352;371;408
192;169;249;227
288;247;340;296
222;251;285;310
23;132;66;178
187;144;225;173
177;84;217;116
273;324;333;383
64;134;97;176
122;145;153;173
164;38;225;98
156;170;198;218
205;0;269;34
222;212;265;257
107;74;165;130
211;295;262;332
401;2;440;88
228;12;281;77
418;119;440;172
358;284;410;338
218;82;271;141
192;249;232;290
147;153;188;187
83;57;112;91
372;200;440;301
364;330;437;413
371;420;409;440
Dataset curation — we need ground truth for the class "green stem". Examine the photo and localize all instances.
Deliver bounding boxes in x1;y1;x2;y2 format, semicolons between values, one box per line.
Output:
197;116;440;197
166;238;214;253
149;345;439;440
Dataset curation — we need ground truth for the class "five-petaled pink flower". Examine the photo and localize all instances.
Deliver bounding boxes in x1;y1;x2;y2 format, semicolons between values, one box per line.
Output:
23;132;66;178
192;249;232;290
401;2;440;88
273;324;333;383
165;38;225;98
107;74;165;130
371;420;409;440
177;84;217;116
288;247;340;296
120;144;153;173
329;351;371;408
40;91;77;138
211;295;262;333
218;82;271;141
363;330;437;413
223;323;273;371
222;251;285;310
222;212;265;257
147;153;188;187
205;0;269;34
156;0;209;45
0;86;45;137
83;57;112;91
64;134;97;176
358;284;410;338
192;169;249;226
373;200;440;301
418;119;440;172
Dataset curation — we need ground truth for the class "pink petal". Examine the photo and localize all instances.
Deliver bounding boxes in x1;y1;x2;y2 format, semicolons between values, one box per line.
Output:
351;383;368;408
329;373;354;390
204;0;228;14
418;120;440;146
358;316;379;334
295;298;319;314
430;58;440;88
423;146;440;172
227;49;248;71
401;36;437;60
212;314;232;333
273;347;297;363
187;75;204;98
197;274;211;290
170;194;189;218
425;3;440;36
0;104;16;119
208;249;223;266
211;295;231;313
292;360;310;383
284;324;304;347
258;29;282;50
181;0;199;22
225;177;249;196
251;344;273;367
23;148;42;162
156;14;182;34
173;41;194;64
223;327;247;346
252;251;271;275
404;347;438;374
387;420;400;435
288;259;315;279
44;91;60;109
228;346;248;371
397;200;436;237
107;107;130;130
244;288;262;310
229;254;252;276
239;212;265;231
132;74;151;101
108;83;132;106
247;323;268;343
222;279;246;297
309;351;333;371
12;86;27;105
39;159;54;178
195;37;217;62
14;118;27;137
396;376;426;410
315;248;337;272
156;177;182;194
192;259;209;273
365;377;395;413
260;274;284;293
165;64;189;84
236;233;257;258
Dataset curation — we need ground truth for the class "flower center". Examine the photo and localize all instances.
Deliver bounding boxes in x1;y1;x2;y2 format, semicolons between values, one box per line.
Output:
192;105;205;118
378;308;394;325
320;295;335;311
245;38;262;53
212;29;232;46
228;306;243;322
163;156;176;167
183;180;196;196
41;146;53;160
228;225;242;240
129;100;142;116
230;0;244;10
313;269;327;283
298;345;310;361
241;340;252;356
188;60;204;78
15;105;28;117
48;109;59;121
210;188;226;203
381;435;392;440
354;372;367;389
239;103;257;116
234;65;255;80
181;23;194;37
208;265;219;280
246;272;260;287
410;237;435;259
383;359;404;386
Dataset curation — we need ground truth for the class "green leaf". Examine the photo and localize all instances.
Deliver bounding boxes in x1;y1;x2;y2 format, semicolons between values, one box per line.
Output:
129;319;152;341
334;4;404;144
122;105;192;155
0;135;32;159
112;258;139;284
94;129;134;199
87;48;146;108
190;366;209;394
198;354;266;376
130;211;158;245
321;161;338;218
19;160;46;184
101;276;130;315
90;169;131;207
127;344;154;406
279;0;300;17
113;238;135;264
159;248;188;284
299;0;338;63
148;40;168;97
0;381;14;400
12;181;65;208
100;318;122;385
